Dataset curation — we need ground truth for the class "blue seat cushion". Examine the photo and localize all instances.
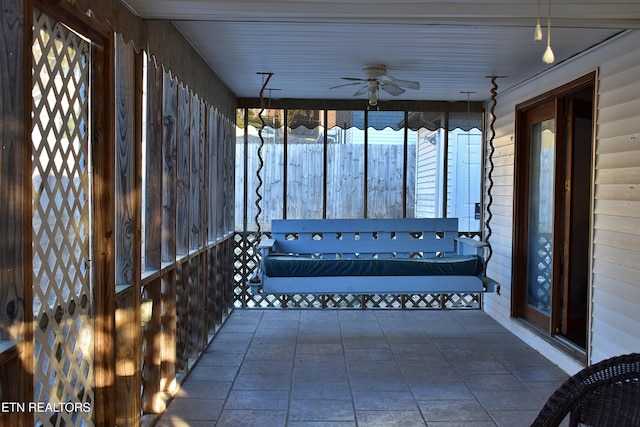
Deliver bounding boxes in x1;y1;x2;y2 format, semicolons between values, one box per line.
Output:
262;254;483;277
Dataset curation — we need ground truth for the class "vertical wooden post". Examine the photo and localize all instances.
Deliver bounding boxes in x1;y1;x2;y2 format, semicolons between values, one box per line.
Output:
188;259;200;357
176;262;189;371
115;288;140;426
142;277;163;413
144;59;163;271
92;23;117;427
217;114;226;244
142;58;164;415
215;242;224;322
199;252;208;350
176;84;190;258
189;94;201;250
1;0;26;342
160;68;178;394
403;111;409;218
162;72;177;264
161;272;177;392
206;107;219;331
1;1;33;425
114;35;142;427
208;246;219;329
173;80;192;363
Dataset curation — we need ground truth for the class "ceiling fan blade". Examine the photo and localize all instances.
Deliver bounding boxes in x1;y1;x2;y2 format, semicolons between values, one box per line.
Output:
341;77;366;81
330;81;365;89
353;85;369;96
391;79;420;90
380;83;405;96
379;74;420;90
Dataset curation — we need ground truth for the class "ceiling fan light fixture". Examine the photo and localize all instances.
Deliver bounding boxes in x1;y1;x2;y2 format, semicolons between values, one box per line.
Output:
330;64;419;104
368;80;379;106
368;90;378;107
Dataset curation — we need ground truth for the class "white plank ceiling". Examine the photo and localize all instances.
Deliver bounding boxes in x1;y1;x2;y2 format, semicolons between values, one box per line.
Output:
122;0;640;102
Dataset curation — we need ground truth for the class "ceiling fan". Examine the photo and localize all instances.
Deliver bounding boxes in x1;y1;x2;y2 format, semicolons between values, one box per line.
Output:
330;64;420;106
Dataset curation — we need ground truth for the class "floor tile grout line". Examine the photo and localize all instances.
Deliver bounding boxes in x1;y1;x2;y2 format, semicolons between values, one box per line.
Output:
409;309;499;426
431;310;556;425
284;309;302;427
216;309;265;425
377;310;430;426
338;310;361;427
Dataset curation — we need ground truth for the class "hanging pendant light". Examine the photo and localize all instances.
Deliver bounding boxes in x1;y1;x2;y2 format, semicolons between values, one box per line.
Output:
542;0;555;64
534;0;542;41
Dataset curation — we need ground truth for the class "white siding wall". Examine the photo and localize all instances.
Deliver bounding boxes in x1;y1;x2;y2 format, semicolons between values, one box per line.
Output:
415;130;439;218
591;42;640;363
482;30;640;373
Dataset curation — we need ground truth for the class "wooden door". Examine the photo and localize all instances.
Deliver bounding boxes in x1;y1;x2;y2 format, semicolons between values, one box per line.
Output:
514;79;594;353
515;101;559;330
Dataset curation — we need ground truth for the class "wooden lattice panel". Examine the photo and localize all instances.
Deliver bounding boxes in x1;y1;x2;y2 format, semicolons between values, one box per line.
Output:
441;292;481;308
404;293;444;308
31;9;94;426
233;232;482;309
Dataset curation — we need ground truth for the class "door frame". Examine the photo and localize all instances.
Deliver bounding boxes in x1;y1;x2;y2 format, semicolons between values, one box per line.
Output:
560;96;593;344
511;72;595;353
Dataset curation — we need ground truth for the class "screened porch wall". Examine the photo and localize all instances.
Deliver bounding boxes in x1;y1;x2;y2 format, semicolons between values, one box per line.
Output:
0;0;238;425
134;49;236;420
235;104;484;232
233;103;486;309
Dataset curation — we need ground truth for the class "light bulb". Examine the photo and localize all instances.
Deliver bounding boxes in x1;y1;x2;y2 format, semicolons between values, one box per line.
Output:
543;45;555;64
542;0;554;64
369;91;378;106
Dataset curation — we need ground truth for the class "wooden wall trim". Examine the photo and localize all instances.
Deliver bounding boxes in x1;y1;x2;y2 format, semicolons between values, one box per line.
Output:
1;0;27;339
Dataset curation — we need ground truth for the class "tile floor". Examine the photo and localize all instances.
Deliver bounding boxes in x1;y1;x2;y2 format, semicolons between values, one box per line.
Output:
156;309;569;426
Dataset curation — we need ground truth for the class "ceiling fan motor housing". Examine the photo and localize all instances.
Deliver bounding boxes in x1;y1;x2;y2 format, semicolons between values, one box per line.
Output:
362;64;388;79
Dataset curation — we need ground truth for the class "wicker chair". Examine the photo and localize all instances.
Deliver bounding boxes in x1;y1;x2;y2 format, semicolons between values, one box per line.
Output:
531;353;640;427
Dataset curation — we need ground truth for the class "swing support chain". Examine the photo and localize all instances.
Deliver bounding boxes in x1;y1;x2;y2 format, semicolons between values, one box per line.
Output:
484;75;505;269
254;72;274;241
249;72;274;285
